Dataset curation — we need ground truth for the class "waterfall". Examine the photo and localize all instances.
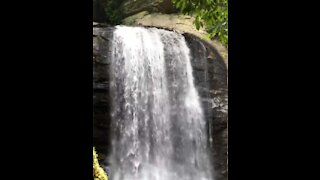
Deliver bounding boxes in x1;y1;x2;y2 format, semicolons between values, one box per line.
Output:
109;26;213;180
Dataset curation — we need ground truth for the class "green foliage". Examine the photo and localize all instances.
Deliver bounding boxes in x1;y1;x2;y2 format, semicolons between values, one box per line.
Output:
93;147;108;180
104;0;125;24
173;0;228;46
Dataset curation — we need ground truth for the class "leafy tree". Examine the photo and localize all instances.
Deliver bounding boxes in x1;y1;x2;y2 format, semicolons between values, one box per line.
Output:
173;0;228;46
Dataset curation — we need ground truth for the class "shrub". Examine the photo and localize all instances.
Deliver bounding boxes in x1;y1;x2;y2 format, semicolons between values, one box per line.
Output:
93;147;108;180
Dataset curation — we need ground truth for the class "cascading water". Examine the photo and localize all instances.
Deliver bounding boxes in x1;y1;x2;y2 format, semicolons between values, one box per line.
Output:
109;26;214;180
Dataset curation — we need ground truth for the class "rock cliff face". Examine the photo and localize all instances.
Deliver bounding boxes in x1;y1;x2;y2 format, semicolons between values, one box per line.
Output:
93;0;177;22
93;26;114;162
93;25;228;180
122;12;228;64
184;33;228;180
93;1;227;180
121;0;177;17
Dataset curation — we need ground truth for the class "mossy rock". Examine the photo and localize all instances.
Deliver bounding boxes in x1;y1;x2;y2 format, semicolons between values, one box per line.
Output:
122;11;150;25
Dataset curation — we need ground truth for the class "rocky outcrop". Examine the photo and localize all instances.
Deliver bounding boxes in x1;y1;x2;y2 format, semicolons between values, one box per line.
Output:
93;24;228;180
93;1;227;180
122;12;228;65
93;26;114;166
184;33;228;180
93;0;177;23
121;0;177;17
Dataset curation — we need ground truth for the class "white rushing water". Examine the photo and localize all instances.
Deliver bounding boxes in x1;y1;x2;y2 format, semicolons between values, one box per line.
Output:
109;26;213;180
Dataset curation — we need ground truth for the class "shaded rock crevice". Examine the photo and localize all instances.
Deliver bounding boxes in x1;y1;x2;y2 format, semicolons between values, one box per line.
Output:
120;0;177;18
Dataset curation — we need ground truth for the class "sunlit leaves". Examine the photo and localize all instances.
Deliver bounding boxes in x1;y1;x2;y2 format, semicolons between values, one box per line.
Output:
173;0;228;47
93;147;108;180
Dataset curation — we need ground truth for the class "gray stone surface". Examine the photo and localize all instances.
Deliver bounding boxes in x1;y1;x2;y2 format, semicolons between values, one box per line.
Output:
184;33;228;180
93;25;228;180
121;0;177;17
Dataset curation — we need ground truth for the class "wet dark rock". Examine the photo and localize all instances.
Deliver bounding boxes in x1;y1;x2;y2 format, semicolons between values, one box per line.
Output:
93;27;228;180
